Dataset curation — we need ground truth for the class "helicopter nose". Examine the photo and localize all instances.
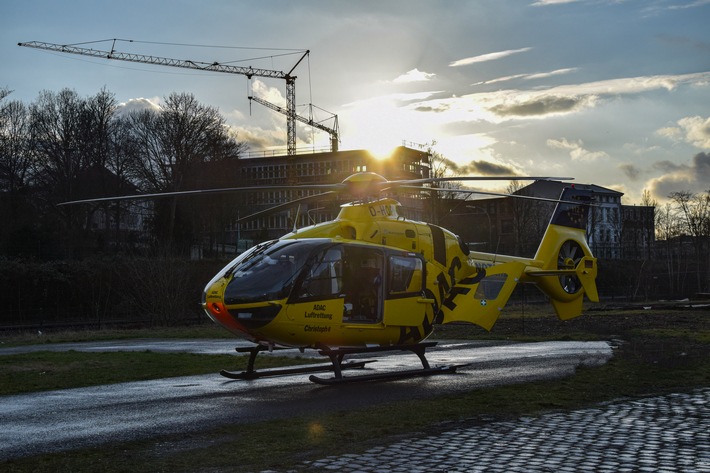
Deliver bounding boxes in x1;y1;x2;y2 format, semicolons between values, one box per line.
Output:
204;299;252;335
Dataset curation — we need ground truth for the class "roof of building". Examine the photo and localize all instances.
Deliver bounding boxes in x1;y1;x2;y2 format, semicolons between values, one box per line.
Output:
517;180;624;200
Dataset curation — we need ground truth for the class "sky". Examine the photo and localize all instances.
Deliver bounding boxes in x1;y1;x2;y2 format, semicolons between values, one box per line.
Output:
2;0;709;204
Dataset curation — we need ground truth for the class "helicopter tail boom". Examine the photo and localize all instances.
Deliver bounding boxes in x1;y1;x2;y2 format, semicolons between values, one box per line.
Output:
438;186;598;329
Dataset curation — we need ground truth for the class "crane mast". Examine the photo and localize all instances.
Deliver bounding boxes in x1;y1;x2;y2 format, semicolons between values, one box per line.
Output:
18;40;337;155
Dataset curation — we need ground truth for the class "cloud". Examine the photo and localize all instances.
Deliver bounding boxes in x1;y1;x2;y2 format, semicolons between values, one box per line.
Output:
530;0;581;5
474;68;578;86
463;160;519;176
437;156;518;176
414;104;449;113
656;115;710;149
490;94;596;118
449;48;532;67
392;68;436;84
680;116;710;149
660;0;710;11
250;79;286;107
556;72;710;95
525;68;579;81
116;97;162;115
655;125;683;141
230;125;285;150
656;34;710;52
395;71;710;126
647;152;710;198
466;71;710;121
619;163;641;181
344;91;442;109
547;137;609;161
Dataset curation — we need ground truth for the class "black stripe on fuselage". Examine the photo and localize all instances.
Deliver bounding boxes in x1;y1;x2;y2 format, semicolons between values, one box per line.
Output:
429;224;446;266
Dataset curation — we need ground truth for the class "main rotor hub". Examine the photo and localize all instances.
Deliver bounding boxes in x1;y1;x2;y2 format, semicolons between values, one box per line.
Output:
341;172;389;199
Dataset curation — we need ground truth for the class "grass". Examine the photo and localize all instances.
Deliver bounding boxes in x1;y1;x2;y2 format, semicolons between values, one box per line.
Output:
0;324;232;347
2;307;709;472
0;351;318;396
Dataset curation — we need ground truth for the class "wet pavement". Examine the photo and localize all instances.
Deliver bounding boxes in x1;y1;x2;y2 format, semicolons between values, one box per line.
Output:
0;340;613;460
289;389;710;473
3;339;708;472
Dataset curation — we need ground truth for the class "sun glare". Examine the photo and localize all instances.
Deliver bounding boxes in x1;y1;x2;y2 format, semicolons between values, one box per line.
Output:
368;144;400;160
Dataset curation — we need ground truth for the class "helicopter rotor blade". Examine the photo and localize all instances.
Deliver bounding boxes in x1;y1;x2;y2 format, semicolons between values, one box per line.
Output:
57;184;345;206
396;185;594;206
236;191;338;224
391;176;574;186
57;173;575;206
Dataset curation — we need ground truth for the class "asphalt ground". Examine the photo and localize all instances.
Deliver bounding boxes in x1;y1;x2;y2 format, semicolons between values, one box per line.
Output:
0;339;613;461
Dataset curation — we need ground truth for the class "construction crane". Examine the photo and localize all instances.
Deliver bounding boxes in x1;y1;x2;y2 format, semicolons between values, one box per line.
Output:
249;95;339;153
18;39;340;155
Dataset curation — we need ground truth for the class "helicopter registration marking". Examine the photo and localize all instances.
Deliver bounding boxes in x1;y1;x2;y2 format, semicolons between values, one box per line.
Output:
369;204;394;217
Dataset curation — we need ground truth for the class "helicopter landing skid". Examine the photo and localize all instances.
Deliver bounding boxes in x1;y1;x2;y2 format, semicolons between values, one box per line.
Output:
220;360;372;380
309;342;466;385
220;344;374;380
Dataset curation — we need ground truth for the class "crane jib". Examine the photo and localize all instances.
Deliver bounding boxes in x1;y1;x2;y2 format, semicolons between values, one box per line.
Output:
17;41;336;155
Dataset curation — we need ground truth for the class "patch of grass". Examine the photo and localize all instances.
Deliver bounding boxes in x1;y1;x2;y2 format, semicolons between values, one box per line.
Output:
0;351;316;395
0;324;231;347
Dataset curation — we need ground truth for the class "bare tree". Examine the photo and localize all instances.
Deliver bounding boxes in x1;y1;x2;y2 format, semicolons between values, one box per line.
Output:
29;89;89;200
127;92;245;251
669;190;710;293
424;142;464;225
505;180;549;256
0;99;32;194
0;95;37;255
82;87;117;170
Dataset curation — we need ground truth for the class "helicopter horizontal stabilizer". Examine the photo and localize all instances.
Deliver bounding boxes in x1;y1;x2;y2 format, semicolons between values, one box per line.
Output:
439;261;526;331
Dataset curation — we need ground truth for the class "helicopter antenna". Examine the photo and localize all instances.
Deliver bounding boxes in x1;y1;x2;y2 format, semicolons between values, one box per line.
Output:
292;204;302;233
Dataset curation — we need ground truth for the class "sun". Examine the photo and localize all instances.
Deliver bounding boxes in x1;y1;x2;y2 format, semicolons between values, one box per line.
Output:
368;144;401;160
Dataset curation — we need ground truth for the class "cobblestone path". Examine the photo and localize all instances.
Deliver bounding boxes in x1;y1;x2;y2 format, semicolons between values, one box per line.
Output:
272;389;709;473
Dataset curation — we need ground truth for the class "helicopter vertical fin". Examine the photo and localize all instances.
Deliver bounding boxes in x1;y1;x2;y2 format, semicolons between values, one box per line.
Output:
439;261;526;331
525;187;599;320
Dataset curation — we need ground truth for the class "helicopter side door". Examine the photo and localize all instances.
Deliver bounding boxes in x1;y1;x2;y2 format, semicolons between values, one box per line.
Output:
341;245;385;323
382;253;429;327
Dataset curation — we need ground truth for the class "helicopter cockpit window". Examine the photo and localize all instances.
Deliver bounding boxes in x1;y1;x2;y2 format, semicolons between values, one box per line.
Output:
223;240;316;304
296;246;344;300
388;255;423;295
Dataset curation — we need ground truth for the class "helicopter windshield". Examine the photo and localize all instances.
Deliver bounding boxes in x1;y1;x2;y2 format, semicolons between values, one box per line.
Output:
224;240;327;304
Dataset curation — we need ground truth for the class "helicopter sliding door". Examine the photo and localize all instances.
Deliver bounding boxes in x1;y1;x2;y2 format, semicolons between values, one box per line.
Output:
342;245;384;323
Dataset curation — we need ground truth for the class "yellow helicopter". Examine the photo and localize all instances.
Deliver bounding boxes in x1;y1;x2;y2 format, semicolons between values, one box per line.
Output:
200;172;598;384
64;171;598;384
